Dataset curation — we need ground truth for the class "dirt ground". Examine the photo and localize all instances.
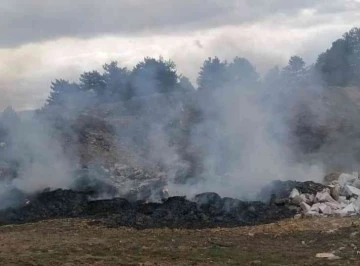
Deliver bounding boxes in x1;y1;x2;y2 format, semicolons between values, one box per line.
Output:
1;217;360;265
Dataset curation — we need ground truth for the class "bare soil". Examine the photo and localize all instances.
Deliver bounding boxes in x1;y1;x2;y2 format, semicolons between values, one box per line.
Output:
1;217;360;265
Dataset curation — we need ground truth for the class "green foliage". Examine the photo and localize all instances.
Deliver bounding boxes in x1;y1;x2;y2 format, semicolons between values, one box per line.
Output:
42;26;360;118
102;61;132;100
197;56;259;91
197;57;228;90
79;70;107;95
46;79;81;107
284;56;305;74
316;39;350;86
43;56;189;111
227;57;259;85
280;56;310;88
130;57;179;96
178;75;195;92
316;27;360;86
263;66;280;86
1;106;20;131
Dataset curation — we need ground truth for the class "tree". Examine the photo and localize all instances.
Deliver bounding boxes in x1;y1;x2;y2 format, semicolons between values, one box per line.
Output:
263;66;280;85
284;56;306;74
315;27;360;86
344;27;360;85
1;106;20;130
227;57;259;85
315;39;350;86
197;56;259;90
129;57;179;96
103;61;132;100
46;79;81;107
178;75;195;92
281;56;309;88
197;57;228;90
79;70;107;96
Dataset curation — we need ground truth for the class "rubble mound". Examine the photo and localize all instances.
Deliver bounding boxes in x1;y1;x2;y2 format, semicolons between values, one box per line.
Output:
268;173;360;217
0;189;296;229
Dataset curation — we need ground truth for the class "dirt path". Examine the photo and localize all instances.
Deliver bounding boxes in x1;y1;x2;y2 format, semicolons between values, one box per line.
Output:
1;217;360;265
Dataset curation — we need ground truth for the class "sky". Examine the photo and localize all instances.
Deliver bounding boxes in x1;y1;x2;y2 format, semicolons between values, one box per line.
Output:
0;0;360;110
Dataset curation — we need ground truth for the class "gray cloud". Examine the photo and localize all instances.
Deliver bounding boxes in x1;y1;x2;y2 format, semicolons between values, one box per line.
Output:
0;0;359;110
1;0;357;47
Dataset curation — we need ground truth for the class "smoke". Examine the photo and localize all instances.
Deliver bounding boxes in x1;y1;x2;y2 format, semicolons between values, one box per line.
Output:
0;108;77;208
9;119;74;193
3;43;360;208
166;76;325;200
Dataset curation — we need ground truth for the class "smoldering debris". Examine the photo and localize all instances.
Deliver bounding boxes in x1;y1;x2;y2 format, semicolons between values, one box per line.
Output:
1;168;360;228
0;188;295;229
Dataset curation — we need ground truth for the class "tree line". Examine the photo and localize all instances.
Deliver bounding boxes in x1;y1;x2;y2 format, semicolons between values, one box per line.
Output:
42;27;360;112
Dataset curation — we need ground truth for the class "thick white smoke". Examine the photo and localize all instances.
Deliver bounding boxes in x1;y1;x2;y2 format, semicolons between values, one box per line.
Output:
0;110;75;205
10;119;74;193
166;82;325;200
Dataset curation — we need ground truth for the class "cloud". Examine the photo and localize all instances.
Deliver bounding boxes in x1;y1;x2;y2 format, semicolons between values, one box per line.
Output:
0;1;359;110
0;22;356;111
1;0;358;47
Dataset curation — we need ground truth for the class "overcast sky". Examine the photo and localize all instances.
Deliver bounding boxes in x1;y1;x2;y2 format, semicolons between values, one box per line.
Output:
1;0;360;110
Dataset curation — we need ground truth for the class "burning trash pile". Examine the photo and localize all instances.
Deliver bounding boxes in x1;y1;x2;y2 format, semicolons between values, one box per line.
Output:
2;157;360;229
269;172;360;217
0;188;296;229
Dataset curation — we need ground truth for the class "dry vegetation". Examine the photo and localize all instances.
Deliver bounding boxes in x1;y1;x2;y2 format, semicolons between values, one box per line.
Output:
1;217;360;265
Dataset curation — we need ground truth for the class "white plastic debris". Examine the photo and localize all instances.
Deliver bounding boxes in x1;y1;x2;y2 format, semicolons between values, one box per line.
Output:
350;197;357;203
289;188;300;199
310;203;321;212
299;194;308;202
288;172;360;217
305;210;321;216
294;214;302;219
352;179;360;189
315;253;340;260
318;204;332;215
315;189;337;203
336;203;357;216
352;198;360;211
338;173;356;187
338;196;348;204
300;202;311;212
307;194;315;204
291;194;305;205
329;184;340;201
324;201;343;210
344;185;360;197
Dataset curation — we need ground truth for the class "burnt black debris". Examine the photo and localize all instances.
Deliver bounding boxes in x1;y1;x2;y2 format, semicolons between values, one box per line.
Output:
0;189;296;229
261;180;328;203
0;189;89;223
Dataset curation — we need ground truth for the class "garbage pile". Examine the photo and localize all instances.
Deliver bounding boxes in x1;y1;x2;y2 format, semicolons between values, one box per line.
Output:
0;189;295;229
271;173;360;217
3;172;360;229
73;164;168;202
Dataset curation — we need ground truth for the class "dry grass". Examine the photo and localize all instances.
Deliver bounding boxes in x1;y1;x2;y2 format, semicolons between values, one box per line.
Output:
1;217;360;265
